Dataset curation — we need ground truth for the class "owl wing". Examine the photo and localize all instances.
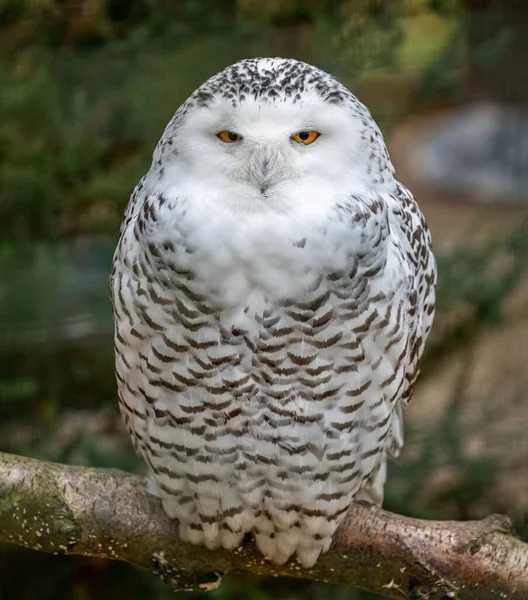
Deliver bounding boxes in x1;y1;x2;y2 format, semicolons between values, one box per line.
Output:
386;183;436;458
353;184;435;504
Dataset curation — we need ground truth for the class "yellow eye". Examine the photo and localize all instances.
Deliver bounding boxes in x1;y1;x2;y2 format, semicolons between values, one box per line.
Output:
217;130;243;143
292;130;320;145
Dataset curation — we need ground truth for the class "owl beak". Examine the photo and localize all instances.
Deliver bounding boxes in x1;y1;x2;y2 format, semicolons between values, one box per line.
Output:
248;144;281;196
258;154;272;195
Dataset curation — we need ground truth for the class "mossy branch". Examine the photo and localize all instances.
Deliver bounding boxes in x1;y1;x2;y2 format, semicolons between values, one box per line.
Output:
1;451;527;599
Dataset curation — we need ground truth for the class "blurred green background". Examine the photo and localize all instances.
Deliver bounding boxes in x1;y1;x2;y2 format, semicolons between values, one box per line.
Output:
1;1;527;599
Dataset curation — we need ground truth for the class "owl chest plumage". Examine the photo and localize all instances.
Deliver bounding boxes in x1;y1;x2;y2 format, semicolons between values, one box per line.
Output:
111;185;431;566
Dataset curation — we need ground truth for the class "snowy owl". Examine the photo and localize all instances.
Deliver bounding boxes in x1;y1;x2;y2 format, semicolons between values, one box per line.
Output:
110;57;436;568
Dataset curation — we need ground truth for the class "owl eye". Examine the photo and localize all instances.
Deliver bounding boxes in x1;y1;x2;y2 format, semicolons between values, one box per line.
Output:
217;130;243;143
292;131;320;145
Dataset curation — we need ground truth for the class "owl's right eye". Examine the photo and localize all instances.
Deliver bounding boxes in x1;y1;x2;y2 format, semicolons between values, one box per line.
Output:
292;130;320;145
217;130;243;143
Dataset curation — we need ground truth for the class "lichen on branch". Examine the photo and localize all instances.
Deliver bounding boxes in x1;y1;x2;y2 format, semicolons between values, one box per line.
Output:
1;451;527;599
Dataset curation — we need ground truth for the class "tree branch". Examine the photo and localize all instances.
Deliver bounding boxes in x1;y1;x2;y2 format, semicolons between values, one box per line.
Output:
1;452;527;599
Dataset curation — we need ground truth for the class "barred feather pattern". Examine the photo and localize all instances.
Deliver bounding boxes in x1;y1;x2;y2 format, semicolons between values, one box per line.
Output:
110;58;436;568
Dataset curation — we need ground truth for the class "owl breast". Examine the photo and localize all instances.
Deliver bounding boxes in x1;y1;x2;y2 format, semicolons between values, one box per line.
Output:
111;190;428;568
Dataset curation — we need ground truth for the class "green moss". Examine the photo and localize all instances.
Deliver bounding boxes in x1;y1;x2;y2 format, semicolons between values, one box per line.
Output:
0;490;21;514
0;458;80;552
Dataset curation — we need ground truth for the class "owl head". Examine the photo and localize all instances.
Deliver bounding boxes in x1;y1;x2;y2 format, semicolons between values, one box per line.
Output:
150;58;395;208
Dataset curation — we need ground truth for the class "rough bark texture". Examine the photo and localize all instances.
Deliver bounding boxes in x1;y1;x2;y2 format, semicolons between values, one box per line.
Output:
1;451;527;599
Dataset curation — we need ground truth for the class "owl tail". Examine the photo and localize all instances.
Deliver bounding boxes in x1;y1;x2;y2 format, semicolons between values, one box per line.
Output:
146;470;162;497
355;402;405;507
388;401;405;458
355;455;386;507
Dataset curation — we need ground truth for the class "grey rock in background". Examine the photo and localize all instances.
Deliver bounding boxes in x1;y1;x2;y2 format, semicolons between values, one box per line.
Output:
411;103;528;204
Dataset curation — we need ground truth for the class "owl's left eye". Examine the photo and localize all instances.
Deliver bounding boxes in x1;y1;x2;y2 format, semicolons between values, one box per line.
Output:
217;130;243;143
292;131;320;145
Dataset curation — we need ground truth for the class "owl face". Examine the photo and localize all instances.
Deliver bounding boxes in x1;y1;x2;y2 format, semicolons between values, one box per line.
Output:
154;59;395;209
175;96;367;198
